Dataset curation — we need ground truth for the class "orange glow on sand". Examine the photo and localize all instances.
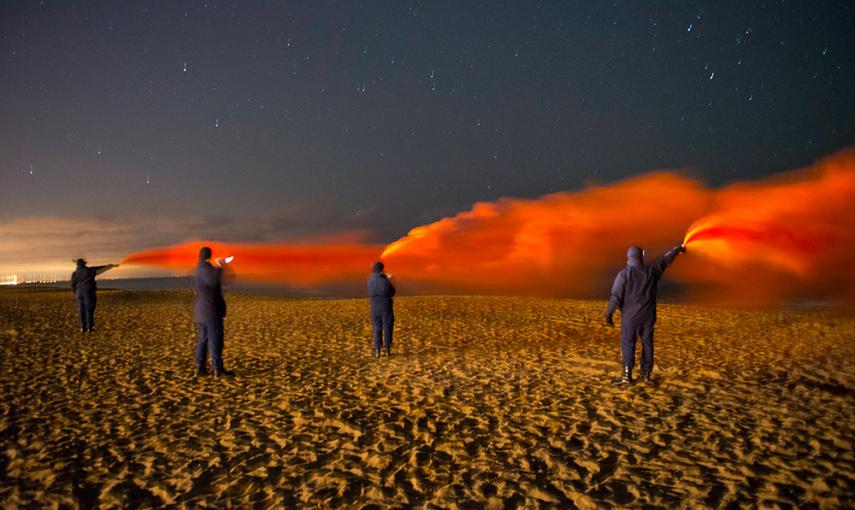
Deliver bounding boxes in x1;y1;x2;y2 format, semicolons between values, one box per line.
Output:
123;149;855;304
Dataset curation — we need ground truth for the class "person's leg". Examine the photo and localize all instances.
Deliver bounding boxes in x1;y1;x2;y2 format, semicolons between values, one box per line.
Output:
76;296;87;331
195;323;209;373
383;310;394;354
613;322;638;384
621;322;638;372
209;319;225;374
86;295;96;331
640;319;656;378
371;312;383;355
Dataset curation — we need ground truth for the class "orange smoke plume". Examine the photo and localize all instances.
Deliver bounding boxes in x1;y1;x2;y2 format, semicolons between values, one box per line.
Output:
679;149;855;304
381;172;709;296
123;149;855;305
122;241;383;287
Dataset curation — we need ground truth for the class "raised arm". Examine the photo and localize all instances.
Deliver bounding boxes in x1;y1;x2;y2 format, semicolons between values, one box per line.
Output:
651;245;685;275
94;263;119;275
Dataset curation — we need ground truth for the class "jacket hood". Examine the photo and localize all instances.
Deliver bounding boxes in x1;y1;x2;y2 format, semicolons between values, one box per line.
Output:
627;246;644;267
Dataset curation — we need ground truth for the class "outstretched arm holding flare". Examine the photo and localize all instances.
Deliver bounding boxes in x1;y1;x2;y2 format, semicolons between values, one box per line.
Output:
651;244;686;275
94;263;119;275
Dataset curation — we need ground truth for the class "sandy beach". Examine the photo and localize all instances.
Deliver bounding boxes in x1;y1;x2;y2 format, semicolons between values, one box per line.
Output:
1;288;853;508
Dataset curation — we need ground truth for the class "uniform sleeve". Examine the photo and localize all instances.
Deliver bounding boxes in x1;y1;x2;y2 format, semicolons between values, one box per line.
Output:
387;280;396;298
605;271;626;318
651;246;682;275
93;265;112;275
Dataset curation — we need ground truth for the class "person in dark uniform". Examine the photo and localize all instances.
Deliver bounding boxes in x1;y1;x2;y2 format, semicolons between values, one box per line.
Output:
70;259;118;332
193;246;233;377
605;244;686;384
367;261;396;358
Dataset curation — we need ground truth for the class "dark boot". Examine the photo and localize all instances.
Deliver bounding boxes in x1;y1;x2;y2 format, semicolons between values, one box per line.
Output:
373;348;380;358
640;370;652;383
384;346;391;357
214;369;234;378
194;366;209;377
611;367;633;385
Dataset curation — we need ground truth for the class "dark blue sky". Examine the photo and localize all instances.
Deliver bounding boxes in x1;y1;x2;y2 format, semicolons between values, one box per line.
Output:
0;1;852;273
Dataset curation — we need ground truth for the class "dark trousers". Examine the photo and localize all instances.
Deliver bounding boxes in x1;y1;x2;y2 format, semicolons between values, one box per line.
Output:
371;309;394;351
195;320;224;372
621;318;655;373
76;294;96;330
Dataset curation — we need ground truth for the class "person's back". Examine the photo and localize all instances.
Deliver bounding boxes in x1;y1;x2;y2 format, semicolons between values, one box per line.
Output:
367;261;395;357
606;244;684;384
368;272;395;310
71;266;97;297
192;246;231;377
70;259;117;332
614;262;666;325
193;261;225;323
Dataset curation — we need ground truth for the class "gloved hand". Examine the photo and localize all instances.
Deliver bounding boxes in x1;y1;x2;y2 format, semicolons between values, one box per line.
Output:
605;315;615;327
677;243;687;253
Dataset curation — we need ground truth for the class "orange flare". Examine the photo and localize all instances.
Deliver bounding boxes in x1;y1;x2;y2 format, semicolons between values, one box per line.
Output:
680;149;855;303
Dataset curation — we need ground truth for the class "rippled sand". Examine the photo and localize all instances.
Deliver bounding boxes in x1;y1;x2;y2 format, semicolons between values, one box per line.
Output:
1;289;853;508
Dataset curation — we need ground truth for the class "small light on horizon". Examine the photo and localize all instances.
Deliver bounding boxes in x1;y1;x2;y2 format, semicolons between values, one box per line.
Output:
0;275;19;286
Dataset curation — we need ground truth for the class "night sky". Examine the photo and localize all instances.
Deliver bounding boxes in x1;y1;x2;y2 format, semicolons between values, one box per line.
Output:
1;1;852;276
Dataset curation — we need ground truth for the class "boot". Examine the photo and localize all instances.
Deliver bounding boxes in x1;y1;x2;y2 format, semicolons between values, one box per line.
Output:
373;348;380;358
611;367;633;385
639;370;652;383
214;369;235;378
194;366;209;377
384;346;391;357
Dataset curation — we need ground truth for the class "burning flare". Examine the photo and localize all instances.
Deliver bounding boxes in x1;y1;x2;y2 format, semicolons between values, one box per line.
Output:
680;149;855;303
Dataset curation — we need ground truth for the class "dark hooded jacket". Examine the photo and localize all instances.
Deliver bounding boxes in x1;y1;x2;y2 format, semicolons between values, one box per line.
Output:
367;272;396;312
606;246;682;325
193;261;226;323
71;264;111;298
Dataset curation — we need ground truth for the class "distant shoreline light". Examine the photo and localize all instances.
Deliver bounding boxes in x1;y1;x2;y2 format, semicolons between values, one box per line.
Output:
0;274;63;285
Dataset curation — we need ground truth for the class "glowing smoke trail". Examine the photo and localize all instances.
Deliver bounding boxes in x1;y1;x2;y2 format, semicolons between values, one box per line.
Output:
380;172;709;296
121;241;383;286
123;149;855;304
679;149;855;303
